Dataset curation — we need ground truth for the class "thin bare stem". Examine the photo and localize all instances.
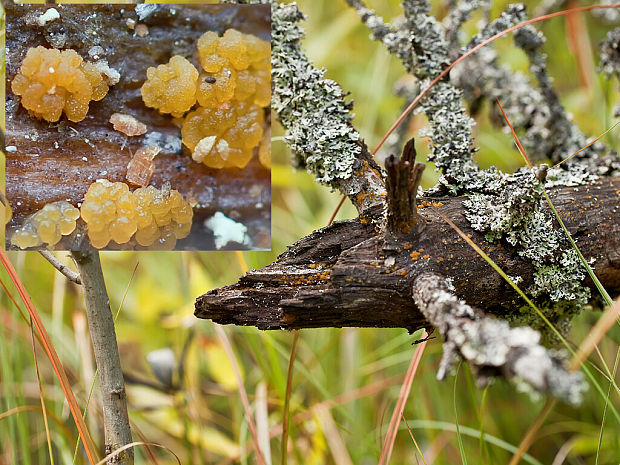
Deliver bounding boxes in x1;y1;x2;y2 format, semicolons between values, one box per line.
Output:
39;250;82;285
71;251;133;465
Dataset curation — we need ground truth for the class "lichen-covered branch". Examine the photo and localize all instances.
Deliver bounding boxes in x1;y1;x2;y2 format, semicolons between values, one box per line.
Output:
272;3;386;217
412;273;586;404
196;178;620;333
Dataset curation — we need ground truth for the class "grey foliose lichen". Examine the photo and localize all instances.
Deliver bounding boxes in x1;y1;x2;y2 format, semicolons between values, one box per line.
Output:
348;0;479;192
600;27;620;79
413;273;586;405
465;172;591;341
272;3;362;187
349;0;595;325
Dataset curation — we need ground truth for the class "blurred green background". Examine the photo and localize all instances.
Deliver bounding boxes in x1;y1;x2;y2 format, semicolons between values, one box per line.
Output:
2;1;620;464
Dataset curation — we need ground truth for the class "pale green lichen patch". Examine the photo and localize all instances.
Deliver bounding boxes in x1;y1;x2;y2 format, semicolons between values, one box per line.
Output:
464;168;591;341
272;3;361;187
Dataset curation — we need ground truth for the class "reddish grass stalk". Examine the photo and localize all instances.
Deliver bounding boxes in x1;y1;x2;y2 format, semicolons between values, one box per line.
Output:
29;317;54;465
0;249;99;464
213;324;267;465
566;1;594;92
378;330;428;465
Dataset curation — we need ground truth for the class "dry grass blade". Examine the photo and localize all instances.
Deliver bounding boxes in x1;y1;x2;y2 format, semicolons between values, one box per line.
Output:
508;399;556;465
401;415;428;465
0;405;41;420
551;121;620;168
282;330;299;465
213;323;268;465
29;316;54;465
0;249;99;464
315;404;354;465
378;330;428;465
215;374;406;465
130;420;162;465
570;297;620;371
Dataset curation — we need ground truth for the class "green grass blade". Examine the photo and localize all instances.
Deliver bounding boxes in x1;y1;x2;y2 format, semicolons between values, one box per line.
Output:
454;362;468;465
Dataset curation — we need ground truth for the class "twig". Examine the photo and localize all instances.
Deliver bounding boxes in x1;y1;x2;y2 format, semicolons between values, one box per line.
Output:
412;272;586;405
71;251;133;465
39;250;82;285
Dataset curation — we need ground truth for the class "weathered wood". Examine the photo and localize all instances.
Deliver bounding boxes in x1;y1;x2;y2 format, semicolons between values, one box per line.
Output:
5;4;270;250
385;139;425;235
196;177;620;330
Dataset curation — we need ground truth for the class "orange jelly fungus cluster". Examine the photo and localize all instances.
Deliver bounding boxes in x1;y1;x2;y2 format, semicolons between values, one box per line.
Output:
181;102;264;168
258;130;271;169
196;29;270;108
80;180;193;249
140;56;199;117
11;46;110;122
11;201;80;249
140;28;269;170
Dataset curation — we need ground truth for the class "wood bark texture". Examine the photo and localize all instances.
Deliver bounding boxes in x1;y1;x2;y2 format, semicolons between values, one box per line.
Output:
5;4;271;250
72;251;133;465
196;177;620;331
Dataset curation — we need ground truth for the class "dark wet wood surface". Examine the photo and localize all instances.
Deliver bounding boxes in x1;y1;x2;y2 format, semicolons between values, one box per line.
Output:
5;4;271;250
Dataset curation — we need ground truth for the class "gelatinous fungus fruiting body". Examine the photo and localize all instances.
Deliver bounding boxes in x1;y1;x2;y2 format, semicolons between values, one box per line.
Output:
11;46;110;122
196;29;270;108
181;102;264;169
140;27;270;171
140;55;199;118
258;129;271;169
11;201;80;249
80;179;193;250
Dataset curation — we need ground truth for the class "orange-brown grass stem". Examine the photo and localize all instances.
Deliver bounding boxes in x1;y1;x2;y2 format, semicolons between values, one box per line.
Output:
378;330;428;465
0;249;99;464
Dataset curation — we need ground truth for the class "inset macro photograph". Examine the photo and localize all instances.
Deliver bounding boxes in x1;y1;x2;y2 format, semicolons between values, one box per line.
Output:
4;3;271;251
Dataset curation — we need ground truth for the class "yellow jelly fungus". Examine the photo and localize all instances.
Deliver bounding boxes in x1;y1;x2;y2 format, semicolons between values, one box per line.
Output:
196;29;270;108
11;201;80;249
140;55;199;117
258;129;270;169
11;46;109;122
80;179;193;249
181;101;264;169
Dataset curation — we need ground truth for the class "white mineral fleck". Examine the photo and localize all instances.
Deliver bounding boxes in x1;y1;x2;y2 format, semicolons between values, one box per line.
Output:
205;212;250;249
37;8;60;27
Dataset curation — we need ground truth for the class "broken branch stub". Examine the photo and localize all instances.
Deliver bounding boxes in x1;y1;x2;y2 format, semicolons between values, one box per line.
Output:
385;138;425;235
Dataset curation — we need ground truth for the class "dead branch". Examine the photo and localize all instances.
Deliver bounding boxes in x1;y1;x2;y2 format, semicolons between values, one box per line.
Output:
196;177;620;332
38;250;82;285
412;272;586;405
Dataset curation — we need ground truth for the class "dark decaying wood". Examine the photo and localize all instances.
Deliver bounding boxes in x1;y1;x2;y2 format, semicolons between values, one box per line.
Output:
5;4;271;250
196;177;620;331
385;138;426;235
